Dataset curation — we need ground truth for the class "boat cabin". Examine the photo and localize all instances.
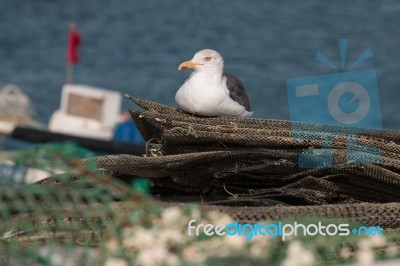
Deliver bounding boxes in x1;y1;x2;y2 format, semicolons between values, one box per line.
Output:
49;84;121;140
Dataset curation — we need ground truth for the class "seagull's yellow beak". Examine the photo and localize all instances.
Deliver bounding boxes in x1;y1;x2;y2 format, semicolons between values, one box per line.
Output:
178;60;197;70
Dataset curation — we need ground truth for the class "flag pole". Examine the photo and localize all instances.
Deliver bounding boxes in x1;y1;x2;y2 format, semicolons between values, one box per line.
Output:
66;63;74;83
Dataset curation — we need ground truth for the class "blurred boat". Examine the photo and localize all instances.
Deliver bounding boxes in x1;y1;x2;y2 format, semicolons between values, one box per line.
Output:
0;84;145;155
0;84;38;133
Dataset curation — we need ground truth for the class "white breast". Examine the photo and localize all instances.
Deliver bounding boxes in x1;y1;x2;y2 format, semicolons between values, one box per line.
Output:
175;72;252;117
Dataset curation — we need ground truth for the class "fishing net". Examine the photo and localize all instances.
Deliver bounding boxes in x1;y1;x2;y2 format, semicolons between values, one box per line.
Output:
0;95;399;265
122;95;400;226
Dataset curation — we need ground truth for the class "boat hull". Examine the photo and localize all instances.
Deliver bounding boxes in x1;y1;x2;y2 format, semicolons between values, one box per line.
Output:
7;126;145;155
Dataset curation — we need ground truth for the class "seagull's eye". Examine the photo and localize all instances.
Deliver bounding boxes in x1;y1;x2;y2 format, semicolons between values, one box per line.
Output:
205;57;212;62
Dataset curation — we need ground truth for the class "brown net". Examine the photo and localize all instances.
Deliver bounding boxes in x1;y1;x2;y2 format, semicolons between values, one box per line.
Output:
69;94;399;228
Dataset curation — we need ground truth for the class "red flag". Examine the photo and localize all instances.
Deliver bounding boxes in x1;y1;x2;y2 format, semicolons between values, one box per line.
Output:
67;23;81;64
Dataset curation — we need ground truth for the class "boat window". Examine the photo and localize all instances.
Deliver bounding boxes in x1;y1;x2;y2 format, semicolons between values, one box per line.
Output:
67;93;103;121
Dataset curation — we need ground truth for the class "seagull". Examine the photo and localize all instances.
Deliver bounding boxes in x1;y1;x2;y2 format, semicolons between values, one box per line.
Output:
176;49;253;117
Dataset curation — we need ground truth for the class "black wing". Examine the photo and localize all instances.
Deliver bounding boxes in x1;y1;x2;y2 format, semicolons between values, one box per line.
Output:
224;73;251;111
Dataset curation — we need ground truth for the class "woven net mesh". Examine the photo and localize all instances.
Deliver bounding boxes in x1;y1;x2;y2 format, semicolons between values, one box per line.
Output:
0;95;399;265
121;96;400;225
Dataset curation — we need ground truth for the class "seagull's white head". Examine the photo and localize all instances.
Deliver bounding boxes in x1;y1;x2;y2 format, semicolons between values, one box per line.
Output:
178;49;224;74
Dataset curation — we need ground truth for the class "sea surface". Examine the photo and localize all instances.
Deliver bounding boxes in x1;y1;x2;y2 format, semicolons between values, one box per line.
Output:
1;0;400;132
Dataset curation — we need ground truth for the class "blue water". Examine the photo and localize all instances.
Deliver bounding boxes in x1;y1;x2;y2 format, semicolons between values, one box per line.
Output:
1;0;400;130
